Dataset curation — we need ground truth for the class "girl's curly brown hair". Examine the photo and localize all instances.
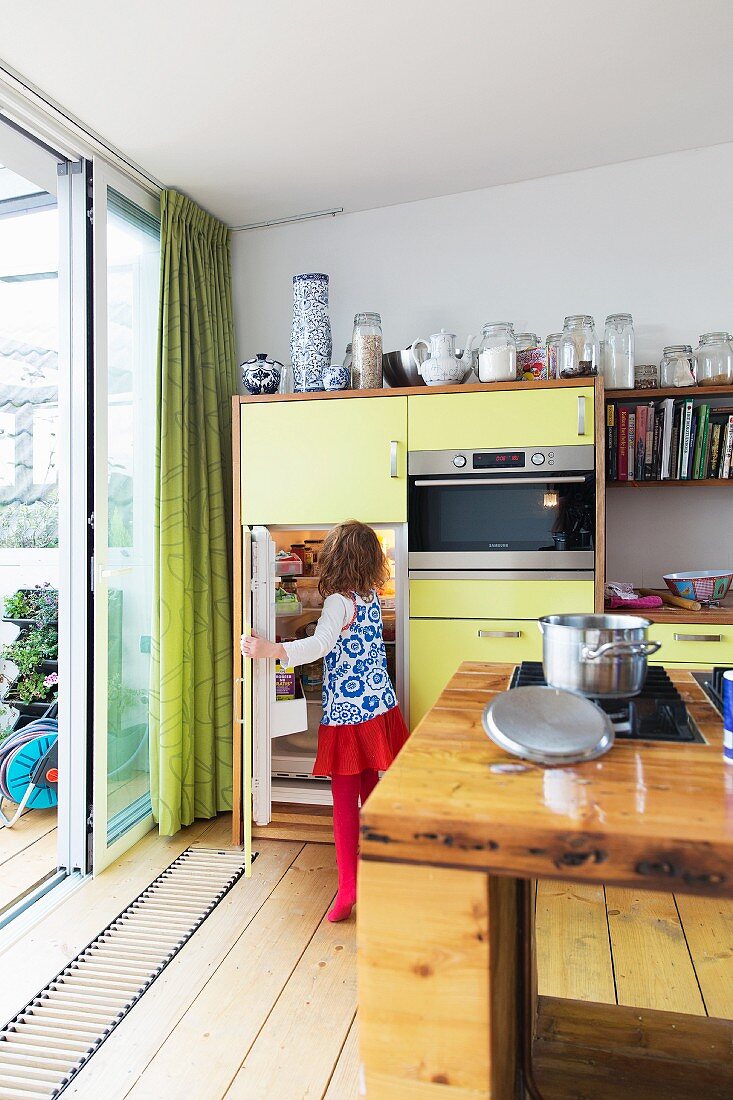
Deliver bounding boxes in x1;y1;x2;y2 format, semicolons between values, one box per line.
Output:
317;521;390;600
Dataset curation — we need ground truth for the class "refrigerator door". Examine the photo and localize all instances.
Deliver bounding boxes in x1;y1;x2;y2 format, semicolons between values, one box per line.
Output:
250;526;309;826
251;526;273;825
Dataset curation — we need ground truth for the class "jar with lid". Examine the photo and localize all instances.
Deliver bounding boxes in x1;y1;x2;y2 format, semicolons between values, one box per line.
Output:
694;332;733;387
545;334;562;380
352;313;383;389
477;323;517;383
603;313;634;389
559;315;599;378
515;333;545;380
660;345;695;388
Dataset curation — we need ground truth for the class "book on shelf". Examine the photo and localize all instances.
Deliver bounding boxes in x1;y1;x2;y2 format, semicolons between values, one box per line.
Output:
608;396;733;481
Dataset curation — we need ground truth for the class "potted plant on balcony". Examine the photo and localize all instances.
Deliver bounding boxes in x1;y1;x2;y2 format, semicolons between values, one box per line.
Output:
1;585;59;728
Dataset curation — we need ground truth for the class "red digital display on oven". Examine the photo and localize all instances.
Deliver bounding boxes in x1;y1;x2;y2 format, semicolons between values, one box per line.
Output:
473;451;526;469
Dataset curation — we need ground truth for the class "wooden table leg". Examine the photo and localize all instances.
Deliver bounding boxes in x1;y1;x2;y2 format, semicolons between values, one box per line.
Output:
358;859;520;1098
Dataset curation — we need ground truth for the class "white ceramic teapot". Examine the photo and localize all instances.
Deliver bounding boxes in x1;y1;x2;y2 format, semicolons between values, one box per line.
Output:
411;330;475;386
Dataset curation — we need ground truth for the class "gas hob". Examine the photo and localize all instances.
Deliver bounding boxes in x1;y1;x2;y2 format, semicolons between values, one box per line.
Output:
509;662;704;743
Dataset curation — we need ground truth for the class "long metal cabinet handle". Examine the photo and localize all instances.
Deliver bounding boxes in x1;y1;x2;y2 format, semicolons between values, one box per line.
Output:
577;395;586;436
413;476;586;487
478;629;522;638
390;440;399;478
673;633;722;642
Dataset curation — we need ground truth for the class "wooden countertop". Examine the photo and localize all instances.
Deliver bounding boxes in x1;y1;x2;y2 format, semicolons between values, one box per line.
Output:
361;664;733;897
236;376;597;403
609;593;733;625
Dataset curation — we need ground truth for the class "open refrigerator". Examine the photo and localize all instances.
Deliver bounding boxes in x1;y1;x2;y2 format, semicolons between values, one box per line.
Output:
243;524;407;827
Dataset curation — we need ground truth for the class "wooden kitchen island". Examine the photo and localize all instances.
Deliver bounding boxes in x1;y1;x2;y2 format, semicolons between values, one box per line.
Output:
358;663;733;1099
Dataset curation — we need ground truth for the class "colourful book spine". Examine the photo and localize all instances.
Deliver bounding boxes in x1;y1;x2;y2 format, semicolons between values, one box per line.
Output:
708;421;722;478
606;402;616;480
680;400;694;479
645;402;656;480
635;405;647;480
723;416;733;479
692;405;705;478
628;413;636;481
618;407;629;481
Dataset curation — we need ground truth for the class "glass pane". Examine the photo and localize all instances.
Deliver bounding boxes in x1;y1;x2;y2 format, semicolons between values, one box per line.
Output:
0;172;60;900
105;188;159;845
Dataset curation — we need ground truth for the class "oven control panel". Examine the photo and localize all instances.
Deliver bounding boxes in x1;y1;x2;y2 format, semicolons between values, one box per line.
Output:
473;451;526;469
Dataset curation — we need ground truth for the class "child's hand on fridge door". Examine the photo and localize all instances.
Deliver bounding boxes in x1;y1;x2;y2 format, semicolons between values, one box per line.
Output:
241;633;287;662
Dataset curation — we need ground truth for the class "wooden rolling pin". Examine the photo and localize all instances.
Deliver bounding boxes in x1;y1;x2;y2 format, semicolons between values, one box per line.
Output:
637;587;702;612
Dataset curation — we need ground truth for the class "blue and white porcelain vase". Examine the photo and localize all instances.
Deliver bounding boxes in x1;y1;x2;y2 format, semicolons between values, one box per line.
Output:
241;352;283;395
290;273;332;391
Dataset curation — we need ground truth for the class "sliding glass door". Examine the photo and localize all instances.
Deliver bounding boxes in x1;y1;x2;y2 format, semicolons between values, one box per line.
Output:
92;164;160;872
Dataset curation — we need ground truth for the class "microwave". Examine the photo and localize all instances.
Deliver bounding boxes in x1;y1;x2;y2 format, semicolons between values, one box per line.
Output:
408;444;595;577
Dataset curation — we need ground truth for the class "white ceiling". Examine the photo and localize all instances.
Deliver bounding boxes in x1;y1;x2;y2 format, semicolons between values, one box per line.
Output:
1;0;732;226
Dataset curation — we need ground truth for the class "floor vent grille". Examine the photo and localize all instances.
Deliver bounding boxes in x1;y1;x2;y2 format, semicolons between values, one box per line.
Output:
0;846;250;1098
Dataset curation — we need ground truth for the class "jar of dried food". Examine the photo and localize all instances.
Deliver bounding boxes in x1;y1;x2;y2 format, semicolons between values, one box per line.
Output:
603;313;634;389
515;333;545;380
694;332;733;387
290;543;306;568
634;363;658;388
545;333;562;380
559;315;599;378
660;345;695;388
477;323;517;383
352;312;383;389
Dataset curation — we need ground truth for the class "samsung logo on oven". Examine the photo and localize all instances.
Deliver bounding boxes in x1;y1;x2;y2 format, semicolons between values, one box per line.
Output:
487;542;509;549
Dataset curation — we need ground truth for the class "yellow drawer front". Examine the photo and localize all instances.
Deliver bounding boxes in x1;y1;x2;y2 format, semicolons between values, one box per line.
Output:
241;396;407;524
649;623;733;668
408;386;594;451
410;579;594;620
409;617;542;729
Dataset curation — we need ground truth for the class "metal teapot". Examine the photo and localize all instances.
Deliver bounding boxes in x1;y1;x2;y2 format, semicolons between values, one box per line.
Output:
410;330;475;386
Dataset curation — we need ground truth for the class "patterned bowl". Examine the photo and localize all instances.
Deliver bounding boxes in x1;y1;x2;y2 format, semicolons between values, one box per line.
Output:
663;570;733;604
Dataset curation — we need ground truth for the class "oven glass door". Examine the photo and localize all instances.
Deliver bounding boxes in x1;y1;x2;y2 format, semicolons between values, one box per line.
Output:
408;472;595;561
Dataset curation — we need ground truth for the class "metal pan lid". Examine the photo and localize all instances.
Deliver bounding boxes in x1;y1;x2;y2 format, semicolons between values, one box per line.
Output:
482;686;614;765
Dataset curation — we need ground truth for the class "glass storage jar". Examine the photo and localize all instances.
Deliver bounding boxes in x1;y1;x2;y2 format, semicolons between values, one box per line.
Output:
515;333;545;380
477;323;517;383
603;313;634;389
660;345;695;388
559;315;599;378
351;313;383;389
694;332;733;387
545;333;562;380
342;342;353;375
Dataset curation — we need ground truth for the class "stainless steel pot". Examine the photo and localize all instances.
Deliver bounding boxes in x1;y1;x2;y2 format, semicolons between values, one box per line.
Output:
538;614;662;698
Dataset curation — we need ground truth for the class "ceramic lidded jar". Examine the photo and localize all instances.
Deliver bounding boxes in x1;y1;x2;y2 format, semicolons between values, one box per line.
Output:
290;273;332;391
241;352;283;395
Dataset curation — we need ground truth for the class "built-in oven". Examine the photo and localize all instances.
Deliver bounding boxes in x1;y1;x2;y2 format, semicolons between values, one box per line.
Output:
408;444;595;577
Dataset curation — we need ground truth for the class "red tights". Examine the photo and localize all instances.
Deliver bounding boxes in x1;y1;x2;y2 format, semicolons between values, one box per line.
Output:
328;769;379;922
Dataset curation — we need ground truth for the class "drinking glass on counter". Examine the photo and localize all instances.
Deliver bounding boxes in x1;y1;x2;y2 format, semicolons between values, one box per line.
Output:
545;333;562;380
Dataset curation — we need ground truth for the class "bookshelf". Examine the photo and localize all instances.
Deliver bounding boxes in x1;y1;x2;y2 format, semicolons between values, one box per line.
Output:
606;386;733;400
607;479;730;488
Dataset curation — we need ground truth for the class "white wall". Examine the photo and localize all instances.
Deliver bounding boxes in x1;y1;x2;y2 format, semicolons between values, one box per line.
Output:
232;143;733;585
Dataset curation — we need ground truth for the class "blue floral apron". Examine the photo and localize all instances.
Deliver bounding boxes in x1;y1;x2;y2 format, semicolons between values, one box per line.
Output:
321;591;396;726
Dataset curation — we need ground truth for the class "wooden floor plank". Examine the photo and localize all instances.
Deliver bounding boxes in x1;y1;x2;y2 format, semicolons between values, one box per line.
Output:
675;893;733;1020
605;887;705;1015
535;880;616;1004
122;843;338;1100
0;814;228;1026
0;807;57;867
224;878;356;1099
65;839;303;1099
0;828;58;911
324;1014;359;1099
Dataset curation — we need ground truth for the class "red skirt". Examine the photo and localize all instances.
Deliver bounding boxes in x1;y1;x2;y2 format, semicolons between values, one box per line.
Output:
312;705;410;777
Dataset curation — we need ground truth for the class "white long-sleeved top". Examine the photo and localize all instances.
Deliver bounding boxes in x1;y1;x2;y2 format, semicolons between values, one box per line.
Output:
280;593;354;668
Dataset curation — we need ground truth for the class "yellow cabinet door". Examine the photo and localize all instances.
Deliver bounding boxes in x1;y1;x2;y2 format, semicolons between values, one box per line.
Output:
410;579;594;619
241;396;407;524
648;623;733;668
409;617;542;729
408;386;594;451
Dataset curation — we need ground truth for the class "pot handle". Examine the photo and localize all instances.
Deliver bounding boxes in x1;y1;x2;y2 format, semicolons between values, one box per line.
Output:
581;639;662;662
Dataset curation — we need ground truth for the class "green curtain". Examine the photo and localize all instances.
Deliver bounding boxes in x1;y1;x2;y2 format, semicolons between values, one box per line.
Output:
150;190;236;834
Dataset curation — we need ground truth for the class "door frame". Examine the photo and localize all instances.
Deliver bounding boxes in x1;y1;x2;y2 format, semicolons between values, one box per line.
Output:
90;160;160;873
